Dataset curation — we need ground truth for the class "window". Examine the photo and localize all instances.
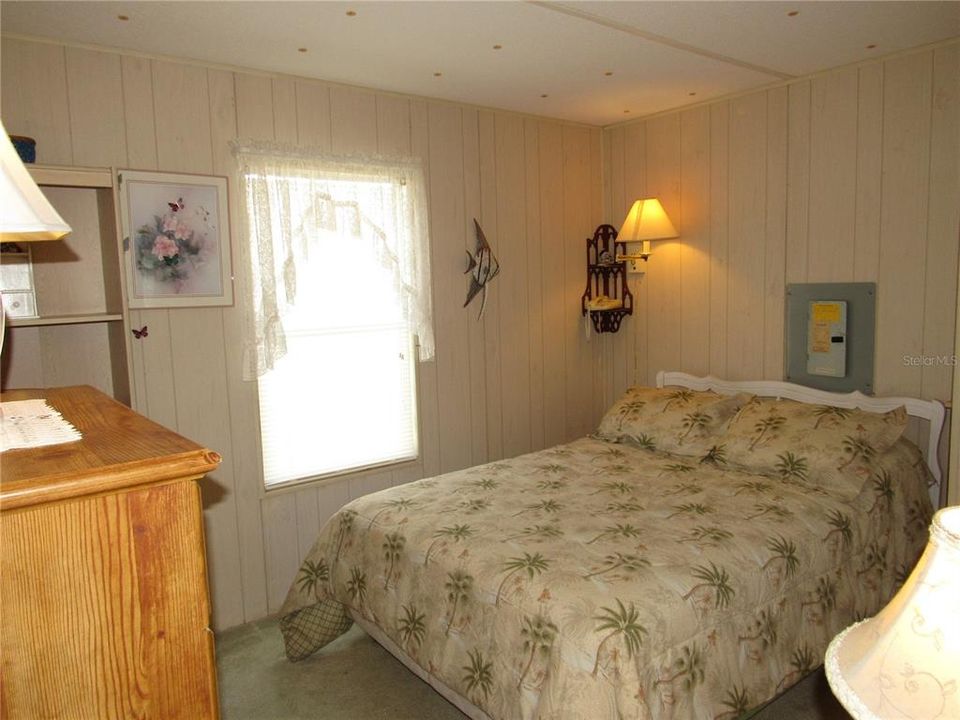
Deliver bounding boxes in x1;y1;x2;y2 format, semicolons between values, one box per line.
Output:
256;210;419;485
234;147;433;488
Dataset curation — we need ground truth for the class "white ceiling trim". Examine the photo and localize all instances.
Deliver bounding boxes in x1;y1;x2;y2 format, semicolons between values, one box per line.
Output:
4;32;956;133
603;35;960;130
531;0;796;80
0;31;602;129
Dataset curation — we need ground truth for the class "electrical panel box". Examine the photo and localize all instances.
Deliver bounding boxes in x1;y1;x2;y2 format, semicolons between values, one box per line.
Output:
785;283;875;394
807;300;847;377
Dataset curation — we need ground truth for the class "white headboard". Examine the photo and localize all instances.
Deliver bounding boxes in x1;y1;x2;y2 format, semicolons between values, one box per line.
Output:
656;371;946;509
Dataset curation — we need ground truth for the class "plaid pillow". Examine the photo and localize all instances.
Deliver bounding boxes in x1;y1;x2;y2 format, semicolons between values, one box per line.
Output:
279;599;354;661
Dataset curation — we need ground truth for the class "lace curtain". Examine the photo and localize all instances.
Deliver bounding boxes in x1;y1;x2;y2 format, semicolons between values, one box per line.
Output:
231;141;434;380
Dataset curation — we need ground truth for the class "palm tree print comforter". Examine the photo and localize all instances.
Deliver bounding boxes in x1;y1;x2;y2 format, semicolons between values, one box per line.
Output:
278;436;932;719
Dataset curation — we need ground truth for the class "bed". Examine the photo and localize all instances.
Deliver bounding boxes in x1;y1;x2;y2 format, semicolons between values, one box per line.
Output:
278;372;944;719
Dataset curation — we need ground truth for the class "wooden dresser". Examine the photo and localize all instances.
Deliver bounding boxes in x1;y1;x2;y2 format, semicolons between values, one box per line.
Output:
0;386;221;719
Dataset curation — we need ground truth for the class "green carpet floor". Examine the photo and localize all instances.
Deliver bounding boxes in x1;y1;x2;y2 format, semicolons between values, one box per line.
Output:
216;617;851;719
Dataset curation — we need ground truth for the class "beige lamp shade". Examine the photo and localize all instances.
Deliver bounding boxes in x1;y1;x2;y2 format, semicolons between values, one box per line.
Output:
0;119;71;242
825;505;960;720
616;198;677;263
618;198;678;242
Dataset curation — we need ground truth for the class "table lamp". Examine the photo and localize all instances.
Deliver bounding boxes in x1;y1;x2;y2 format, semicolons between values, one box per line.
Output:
0;119;72;352
825;505;960;719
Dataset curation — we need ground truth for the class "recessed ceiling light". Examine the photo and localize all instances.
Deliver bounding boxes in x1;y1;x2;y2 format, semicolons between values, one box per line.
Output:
493;44;503;50
298;47;308;53
787;10;799;16
117;14;129;21
866;44;878;49
346;10;357;17
433;72;442;77
604;71;613;77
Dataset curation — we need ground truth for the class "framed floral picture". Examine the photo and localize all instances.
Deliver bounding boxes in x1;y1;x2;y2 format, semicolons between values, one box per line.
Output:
118;169;233;308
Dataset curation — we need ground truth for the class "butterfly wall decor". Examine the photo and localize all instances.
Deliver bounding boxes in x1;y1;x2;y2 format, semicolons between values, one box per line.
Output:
132;326;148;339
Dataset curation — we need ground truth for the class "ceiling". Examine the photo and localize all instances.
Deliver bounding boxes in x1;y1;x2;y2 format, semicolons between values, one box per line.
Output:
2;1;958;126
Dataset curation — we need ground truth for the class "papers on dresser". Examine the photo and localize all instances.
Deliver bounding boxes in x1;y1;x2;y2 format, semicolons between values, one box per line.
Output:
0;399;83;452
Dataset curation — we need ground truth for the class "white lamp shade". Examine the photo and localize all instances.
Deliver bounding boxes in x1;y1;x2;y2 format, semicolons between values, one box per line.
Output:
0;119;71;242
617;198;678;242
825;505;960;720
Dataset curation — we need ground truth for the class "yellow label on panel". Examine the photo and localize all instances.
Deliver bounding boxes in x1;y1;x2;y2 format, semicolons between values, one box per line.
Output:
811;321;831;353
812;302;841;323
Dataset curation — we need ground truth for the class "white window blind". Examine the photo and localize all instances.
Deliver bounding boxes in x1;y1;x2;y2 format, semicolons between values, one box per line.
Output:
258;325;418;486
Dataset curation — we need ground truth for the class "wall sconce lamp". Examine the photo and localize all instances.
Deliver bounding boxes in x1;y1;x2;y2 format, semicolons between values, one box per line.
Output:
0;119;72;351
825;505;960;719
615;197;678;271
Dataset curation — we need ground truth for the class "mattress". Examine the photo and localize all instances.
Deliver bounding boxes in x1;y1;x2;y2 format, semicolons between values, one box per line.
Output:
278;434;931;719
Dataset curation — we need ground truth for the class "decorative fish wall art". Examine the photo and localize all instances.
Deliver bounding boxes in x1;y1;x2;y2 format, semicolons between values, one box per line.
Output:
463;219;500;320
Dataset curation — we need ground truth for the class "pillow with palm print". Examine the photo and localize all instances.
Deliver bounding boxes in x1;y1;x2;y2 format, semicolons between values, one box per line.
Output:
595;386;753;456
718;396;908;494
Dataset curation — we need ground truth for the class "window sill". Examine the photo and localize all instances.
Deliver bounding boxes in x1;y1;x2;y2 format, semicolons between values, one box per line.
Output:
260;454;421;498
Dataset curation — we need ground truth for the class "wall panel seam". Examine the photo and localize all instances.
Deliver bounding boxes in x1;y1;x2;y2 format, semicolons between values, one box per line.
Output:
421;104;442;468
525;120;540;446
679;117;686;370
878;63;886;287
763;93;770;376
804;82;812;283
853;68;862;276
919;52;936;358
60;44;76;165
116;54;131;172
211;70;250;619
491;116;502;458
164;310;180;430
724;107;731;375
706;114;713;376
538;121;548;443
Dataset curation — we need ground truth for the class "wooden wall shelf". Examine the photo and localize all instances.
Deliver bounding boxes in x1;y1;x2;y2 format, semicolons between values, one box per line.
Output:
580;224;634;333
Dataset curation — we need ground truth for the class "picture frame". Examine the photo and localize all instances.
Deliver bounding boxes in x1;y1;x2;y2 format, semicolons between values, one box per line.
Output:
118;169;233;309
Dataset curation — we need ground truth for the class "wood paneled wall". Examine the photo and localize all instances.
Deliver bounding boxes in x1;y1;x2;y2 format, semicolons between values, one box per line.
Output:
602;43;960;412
1;37;602;628
3;35;957;629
